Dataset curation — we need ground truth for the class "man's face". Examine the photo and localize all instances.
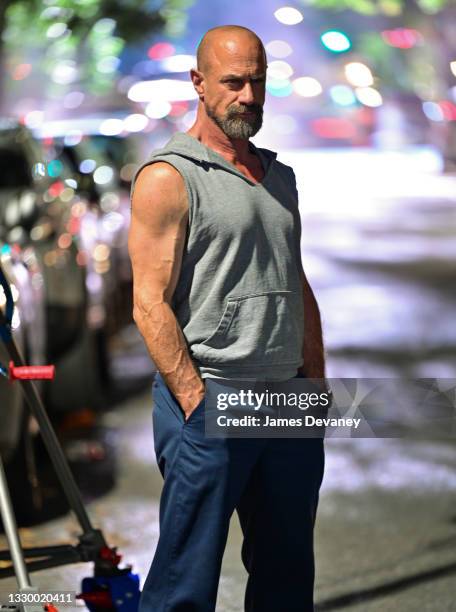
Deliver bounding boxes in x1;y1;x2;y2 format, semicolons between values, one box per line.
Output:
200;36;267;139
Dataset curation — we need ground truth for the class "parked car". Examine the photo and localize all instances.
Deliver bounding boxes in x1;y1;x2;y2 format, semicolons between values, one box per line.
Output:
46;133;134;335
0;121;122;523
0;241;45;460
36;123;151;392
0;239;50;524
0;244;117;525
0;119;106;416
39;125;138;263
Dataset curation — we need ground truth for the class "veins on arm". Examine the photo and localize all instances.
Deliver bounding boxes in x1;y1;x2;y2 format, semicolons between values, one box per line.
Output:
129;162;205;412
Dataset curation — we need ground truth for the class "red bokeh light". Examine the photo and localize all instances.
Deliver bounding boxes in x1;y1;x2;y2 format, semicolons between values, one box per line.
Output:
381;29;422;49
49;181;65;198
169;101;189;117
439;100;456;121
311;117;357;140
148;42;175;60
11;64;32;81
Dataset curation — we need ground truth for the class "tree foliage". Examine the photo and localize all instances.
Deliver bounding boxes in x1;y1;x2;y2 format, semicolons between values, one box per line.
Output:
301;0;452;16
0;0;193;105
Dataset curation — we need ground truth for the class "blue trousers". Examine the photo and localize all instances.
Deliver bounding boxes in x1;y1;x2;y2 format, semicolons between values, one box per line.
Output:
139;373;325;612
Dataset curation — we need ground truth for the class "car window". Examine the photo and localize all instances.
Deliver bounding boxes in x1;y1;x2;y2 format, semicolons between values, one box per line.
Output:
0;147;32;189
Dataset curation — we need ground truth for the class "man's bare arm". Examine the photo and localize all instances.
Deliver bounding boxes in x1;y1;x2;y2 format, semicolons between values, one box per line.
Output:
297;269;326;379
128;162;205;419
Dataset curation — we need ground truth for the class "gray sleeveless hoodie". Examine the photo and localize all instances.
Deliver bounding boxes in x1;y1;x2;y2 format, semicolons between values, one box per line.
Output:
131;132;304;381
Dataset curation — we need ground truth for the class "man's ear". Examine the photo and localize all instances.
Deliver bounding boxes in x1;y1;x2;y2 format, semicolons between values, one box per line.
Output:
190;68;205;100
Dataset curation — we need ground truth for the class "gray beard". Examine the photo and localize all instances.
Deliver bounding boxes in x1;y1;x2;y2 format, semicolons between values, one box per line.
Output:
206;104;263;140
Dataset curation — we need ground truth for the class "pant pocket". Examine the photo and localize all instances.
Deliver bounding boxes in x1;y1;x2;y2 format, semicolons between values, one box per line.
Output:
153;373;184;423
193;290;303;367
154;372;205;425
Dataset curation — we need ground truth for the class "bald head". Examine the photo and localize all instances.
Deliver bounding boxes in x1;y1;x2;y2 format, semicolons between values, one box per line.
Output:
197;25;266;75
191;25;267;140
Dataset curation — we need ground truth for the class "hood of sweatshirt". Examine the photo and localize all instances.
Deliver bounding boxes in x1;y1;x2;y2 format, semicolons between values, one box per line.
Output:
148;131;278;186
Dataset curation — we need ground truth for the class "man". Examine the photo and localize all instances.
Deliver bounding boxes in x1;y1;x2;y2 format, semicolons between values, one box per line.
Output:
129;25;326;612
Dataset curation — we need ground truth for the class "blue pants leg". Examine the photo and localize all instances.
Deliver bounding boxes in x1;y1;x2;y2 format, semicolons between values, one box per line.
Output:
139;373;264;612
237;437;325;612
139;374;325;612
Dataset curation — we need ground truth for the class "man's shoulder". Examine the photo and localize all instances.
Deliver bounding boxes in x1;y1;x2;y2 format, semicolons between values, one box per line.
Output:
137;160;183;182
130;158;187;203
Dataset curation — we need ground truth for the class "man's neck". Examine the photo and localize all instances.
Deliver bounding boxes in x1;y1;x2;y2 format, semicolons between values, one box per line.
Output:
187;117;252;166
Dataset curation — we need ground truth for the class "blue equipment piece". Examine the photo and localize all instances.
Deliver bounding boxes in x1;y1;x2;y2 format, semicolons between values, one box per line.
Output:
80;571;141;611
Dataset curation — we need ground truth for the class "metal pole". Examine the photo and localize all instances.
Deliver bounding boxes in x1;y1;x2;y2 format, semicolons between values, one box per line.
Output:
4;330;94;534
0;457;43;610
0;455;31;589
0;308;94;536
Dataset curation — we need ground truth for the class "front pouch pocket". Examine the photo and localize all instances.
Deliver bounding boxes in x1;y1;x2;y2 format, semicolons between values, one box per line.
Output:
194;290;303;367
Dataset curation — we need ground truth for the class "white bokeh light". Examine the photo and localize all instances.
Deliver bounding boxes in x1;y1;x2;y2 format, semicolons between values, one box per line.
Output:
268;60;294;80
46;23;68;38
128;79;199;102
274;7;303;25
123;114;149;132
64;130;83;146
265;40;292;58
24;110;44;129
93;18;116;35
345;62;374;88
293;77;322;97
355;87;383;107
100;118;124;136
160;55;196;72
52;61;78;85
94;166;114;185
145;100;172;119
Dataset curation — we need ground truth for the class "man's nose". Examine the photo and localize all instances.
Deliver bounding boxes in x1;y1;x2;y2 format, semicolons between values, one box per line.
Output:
238;81;255;105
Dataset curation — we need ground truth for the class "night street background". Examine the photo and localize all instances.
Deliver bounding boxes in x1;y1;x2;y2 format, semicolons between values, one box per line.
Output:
1;0;455;610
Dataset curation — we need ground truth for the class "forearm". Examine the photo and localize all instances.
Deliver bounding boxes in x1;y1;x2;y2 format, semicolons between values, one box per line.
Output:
298;275;326;379
134;297;205;412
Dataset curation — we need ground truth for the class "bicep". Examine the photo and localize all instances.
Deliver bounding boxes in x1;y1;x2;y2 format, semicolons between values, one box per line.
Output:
128;162;188;306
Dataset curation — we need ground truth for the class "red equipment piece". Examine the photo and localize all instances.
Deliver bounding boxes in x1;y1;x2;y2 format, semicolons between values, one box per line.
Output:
9;361;55;380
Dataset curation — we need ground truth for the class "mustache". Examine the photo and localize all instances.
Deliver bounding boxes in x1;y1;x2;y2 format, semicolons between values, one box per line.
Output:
227;104;263;118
